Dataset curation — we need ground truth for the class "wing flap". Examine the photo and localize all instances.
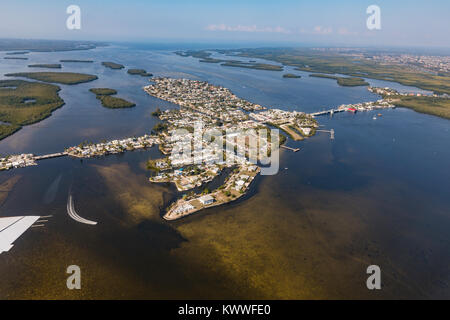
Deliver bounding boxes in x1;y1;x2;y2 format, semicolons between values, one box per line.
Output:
0;216;40;254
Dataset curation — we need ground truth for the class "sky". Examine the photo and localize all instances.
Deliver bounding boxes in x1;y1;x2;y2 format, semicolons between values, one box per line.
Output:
0;0;449;48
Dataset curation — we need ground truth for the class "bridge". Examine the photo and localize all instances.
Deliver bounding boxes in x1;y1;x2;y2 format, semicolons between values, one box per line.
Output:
33;152;67;161
310;109;345;117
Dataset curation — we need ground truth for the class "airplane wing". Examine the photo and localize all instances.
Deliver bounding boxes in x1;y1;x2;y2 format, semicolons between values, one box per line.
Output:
0;216;40;254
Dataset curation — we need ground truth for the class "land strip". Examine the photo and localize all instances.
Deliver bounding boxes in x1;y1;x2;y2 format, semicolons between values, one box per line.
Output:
0;79;64;140
5;72;98;85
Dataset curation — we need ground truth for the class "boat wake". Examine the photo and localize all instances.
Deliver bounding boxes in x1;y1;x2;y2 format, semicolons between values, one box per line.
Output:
43;174;62;204
67;193;97;225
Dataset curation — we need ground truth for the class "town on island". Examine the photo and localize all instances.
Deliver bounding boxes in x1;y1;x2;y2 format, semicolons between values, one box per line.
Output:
0;77;407;220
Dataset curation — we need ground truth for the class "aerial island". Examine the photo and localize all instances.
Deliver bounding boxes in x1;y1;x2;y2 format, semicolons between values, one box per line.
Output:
102;61;125;69
5;72;98;85
0;73;441;220
0;79;64;140
283;73;301;78
28;64;62;69
5;51;29;55
89;88;136;108
127;69;153;77
142;77;322;219
60;59;94;63
4;57;28;60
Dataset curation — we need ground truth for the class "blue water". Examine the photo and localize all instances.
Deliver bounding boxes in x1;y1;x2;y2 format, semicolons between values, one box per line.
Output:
0;44;448;299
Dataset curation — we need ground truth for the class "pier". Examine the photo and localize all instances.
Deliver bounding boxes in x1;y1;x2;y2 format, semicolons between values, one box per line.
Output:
316;129;335;140
281;145;300;152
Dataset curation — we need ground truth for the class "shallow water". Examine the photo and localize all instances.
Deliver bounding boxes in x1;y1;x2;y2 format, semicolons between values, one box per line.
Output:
0;45;449;299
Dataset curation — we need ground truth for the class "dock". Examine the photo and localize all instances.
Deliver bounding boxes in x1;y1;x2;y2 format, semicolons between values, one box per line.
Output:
281;145;300;152
316;129;335;140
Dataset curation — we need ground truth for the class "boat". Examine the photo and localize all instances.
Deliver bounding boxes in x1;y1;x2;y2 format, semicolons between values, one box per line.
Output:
377;113;382;116
347;107;357;113
373;116;377;120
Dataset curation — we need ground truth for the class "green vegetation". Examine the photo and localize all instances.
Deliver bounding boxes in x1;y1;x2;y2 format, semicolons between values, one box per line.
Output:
199;58;224;63
4;57;28;60
127;69;153;77
95;95;135;109
6;51;29;55
181;50;226;63
152;122;168;133
391;95;450;119
175;50;213;59
5;72;98;85
102;61;125;69
60;59;94;63
151;108;162;117
89;88;117;95
176;50;283;71
0;39;104;52
309;73;368;86
89;88;135;109
221;61;283;71
279;133;287;145
222;48;450;95
28;64;61;69
146;159;161;173
283;73;301;78
0;80;64;140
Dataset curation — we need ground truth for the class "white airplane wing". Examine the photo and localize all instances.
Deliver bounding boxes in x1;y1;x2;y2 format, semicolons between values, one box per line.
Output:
0;216;40;254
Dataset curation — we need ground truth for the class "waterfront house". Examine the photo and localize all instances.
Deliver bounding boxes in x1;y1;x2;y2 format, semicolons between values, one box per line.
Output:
199;195;214;205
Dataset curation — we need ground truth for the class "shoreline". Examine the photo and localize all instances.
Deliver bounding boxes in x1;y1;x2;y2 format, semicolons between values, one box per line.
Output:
163;166;260;221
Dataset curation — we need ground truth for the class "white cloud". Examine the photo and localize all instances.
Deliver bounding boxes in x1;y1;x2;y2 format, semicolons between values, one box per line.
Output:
337;27;358;36
312;26;333;35
298;26;333;35
205;24;291;34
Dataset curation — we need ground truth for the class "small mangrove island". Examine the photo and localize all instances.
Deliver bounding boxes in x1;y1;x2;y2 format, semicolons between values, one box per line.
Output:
60;59;94;63
89;88;135;109
283;73;301;78
6;51;29;55
102;61;125;69
5;72;98;85
127;69;153;77
28;64;62;69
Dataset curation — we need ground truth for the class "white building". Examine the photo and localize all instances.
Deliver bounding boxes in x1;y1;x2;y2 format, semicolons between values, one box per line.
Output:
199;195;214;205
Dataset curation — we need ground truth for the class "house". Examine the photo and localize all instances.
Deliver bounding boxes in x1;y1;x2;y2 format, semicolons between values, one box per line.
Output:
300;127;311;136
199;195;214;205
